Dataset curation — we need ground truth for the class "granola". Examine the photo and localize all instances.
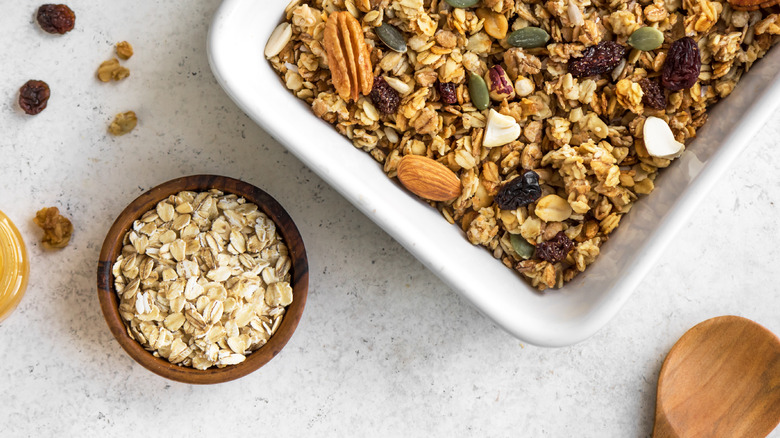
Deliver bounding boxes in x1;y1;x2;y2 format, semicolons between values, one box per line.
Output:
112;190;292;369
33;206;73;249
266;0;779;290
108;111;138;136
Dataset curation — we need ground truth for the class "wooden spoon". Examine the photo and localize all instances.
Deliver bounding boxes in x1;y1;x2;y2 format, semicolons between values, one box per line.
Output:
653;315;780;438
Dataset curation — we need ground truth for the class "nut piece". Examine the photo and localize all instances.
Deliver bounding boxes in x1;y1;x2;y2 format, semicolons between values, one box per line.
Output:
397;155;462;201
265;22;292;58
484;65;515;101
535;195;572;222
116;41;134;60
643;116;684;159
483;109;521;147
97;58;130;82
476;8;508;40
323;11;374;102
108;111;138;136
33;207;73;249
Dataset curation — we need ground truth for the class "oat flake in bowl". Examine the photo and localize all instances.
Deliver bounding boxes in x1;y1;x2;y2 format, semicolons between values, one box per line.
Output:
112;189;293;370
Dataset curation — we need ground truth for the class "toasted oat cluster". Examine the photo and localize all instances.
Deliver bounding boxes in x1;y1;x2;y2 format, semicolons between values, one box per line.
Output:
33;206;73;249
266;0;779;290
113;190;292;369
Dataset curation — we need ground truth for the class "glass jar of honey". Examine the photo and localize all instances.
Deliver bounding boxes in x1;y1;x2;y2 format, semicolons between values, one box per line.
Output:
0;210;29;322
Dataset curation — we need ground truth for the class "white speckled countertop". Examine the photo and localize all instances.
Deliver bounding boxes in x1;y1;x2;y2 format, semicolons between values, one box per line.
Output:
1;1;778;436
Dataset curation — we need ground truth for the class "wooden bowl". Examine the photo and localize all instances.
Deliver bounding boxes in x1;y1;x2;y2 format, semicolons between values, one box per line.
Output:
97;175;308;384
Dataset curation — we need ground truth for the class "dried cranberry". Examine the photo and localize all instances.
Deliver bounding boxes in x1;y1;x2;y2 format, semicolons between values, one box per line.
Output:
569;41;627;78
639;78;666;110
535;231;574;263
37;4;75;34
18;80;51;115
438;81;458;105
494;170;542;210
662;37;701;91
369;77;400;115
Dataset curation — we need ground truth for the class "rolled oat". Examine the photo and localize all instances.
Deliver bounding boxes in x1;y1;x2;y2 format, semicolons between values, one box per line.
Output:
112;190;292;369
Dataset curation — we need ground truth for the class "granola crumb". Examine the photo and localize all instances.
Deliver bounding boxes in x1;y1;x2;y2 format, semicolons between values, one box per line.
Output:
115;41;133;60
33;207;73;249
108;111;137;136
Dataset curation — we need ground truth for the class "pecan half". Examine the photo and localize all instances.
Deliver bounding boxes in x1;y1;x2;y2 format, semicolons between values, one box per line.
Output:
323;11;374;102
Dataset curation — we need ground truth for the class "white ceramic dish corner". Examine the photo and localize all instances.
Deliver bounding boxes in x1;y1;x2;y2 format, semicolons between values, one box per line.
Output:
207;0;780;347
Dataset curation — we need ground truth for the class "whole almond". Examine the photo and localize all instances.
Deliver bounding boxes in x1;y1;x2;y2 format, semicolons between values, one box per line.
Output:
397;155;461;202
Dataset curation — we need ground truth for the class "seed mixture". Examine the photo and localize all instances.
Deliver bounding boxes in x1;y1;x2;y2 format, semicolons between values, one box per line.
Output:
266;0;779;290
112;190;293;369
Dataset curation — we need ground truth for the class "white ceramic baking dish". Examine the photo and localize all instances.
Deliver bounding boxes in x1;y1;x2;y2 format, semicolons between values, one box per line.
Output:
207;0;780;346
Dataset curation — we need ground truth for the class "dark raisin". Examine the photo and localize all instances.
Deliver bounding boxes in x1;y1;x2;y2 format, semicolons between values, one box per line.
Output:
438;81;458;105
494;170;542;210
36;4;76;34
535;231;574;264
18;80;51;115
369;77;400;115
639;78;666;110
662;37;701;91
568;41;627;78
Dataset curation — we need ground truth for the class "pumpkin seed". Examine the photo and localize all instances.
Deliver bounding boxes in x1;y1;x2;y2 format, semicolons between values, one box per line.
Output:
628;26;664;51
506;27;550;49
375;23;407;53
468;73;490;110
444;0;480;8
510;234;535;260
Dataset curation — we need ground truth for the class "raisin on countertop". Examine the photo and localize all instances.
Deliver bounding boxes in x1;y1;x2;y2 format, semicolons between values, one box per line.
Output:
36;4;75;34
535;231;574;263
639;78;666;110
369;76;400;115
662;37;701;91
18;80;51;115
494;170;542;210
568;41;627;78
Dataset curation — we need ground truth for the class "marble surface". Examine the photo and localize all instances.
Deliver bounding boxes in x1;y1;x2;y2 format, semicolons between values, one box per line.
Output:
0;1;778;436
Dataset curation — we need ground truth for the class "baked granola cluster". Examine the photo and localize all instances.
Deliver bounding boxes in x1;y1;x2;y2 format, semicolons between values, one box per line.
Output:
266;0;779;290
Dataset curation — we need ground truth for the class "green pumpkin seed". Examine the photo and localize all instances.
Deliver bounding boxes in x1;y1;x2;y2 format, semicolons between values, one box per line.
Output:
376;23;407;53
506;27;550;49
444;0;480;8
510;234;535;260
468;73;490;110
628;26;664;51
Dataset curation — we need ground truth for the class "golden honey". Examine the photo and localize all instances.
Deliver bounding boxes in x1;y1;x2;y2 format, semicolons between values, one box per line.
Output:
0;210;29;322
